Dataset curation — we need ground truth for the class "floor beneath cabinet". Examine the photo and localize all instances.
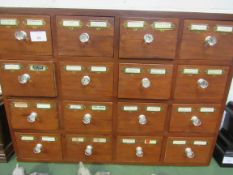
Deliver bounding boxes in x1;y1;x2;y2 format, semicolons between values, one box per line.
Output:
0;156;232;175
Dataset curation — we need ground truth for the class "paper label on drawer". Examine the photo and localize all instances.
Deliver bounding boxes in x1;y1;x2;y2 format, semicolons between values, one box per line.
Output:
72;137;85;142
36;103;51;109
126;21;144;28
177;107;192;113
62;20;81;27
0;19;17;26
153;22;173;30
29;64;47;71
123;106;138;112
3;64;21;70
21;136;35;141
149;68;166;75
190;24;208;31
206;69;223;75
200;107;215;113
216;25;233;33
145;106;161;112
90;66;107;72
222;157;233;164
172;140;186;145
30;31;47;42
124;67;141;74
144;139;157;145
26;19;45;26
193;141;207;146
91;105;107;111
68;104;84;110
93;138;107;143
41;136;56;142
65;65;82;71
89;20;108;28
182;68;199;74
13;102;28;108
122;139;136;144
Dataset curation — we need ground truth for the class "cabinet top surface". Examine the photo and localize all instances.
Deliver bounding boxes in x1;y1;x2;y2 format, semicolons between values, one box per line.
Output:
0;0;233;14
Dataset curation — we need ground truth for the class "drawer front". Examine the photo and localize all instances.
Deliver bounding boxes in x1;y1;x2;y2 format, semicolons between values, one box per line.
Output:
57;16;114;57
117;102;167;134
60;62;113;99
164;137;214;164
63;101;112;133
180;20;233;60
169;104;221;133
174;65;229;101
0;61;57;97
0;15;52;56
64;135;112;162
116;136;162;163
15;132;62;161
7;99;58;130
119;18;179;59
118;63;173;99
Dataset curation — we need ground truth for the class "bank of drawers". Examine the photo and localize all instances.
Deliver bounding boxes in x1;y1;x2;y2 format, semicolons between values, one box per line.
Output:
0;14;232;165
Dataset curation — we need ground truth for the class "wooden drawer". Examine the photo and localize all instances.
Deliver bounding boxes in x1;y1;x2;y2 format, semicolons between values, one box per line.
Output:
63;101;112;133
64;135;112;162
57;16;114;57
180;20;233;60
117;102;167;134
118;63;173;99
60;62;113;99
169;104;221;134
116;136;162;163
0;60;57;97
6;99;58;130
164;137;214;164
15;132;62;161
174;65;229;101
119;18;179;59
0;15;52;56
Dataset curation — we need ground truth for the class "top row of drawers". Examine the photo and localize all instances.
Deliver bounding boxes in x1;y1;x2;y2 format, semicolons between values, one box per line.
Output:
0;15;233;60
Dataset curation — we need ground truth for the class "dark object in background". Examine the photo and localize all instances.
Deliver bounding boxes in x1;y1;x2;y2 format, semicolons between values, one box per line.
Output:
214;101;233;167
0;98;14;162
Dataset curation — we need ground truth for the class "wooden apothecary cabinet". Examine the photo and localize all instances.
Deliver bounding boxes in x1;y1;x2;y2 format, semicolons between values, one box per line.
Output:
0;9;232;166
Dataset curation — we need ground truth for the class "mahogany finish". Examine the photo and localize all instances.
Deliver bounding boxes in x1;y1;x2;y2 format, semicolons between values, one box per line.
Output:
62;101;112;134
0;15;52;56
117;102;167;134
56;16;114;57
119;18;179;59
0;8;232;166
169;104;222;134
118;63;173;99
6;99;58;130
0;60;57;97
180;20;233;60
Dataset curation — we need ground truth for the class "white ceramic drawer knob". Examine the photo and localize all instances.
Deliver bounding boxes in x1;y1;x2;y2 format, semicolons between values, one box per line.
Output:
83;113;92;125
144;33;154;44
15;31;27;41
18;74;30;84
27;112;38;123
81;75;91;86
205;36;217;47
197;78;208;89
141;77;151;88
80;33;90;43
185;147;195;159
136;146;143;157
33;143;43;154
85;145;93;156
191;116;202;127
138;114;147;125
